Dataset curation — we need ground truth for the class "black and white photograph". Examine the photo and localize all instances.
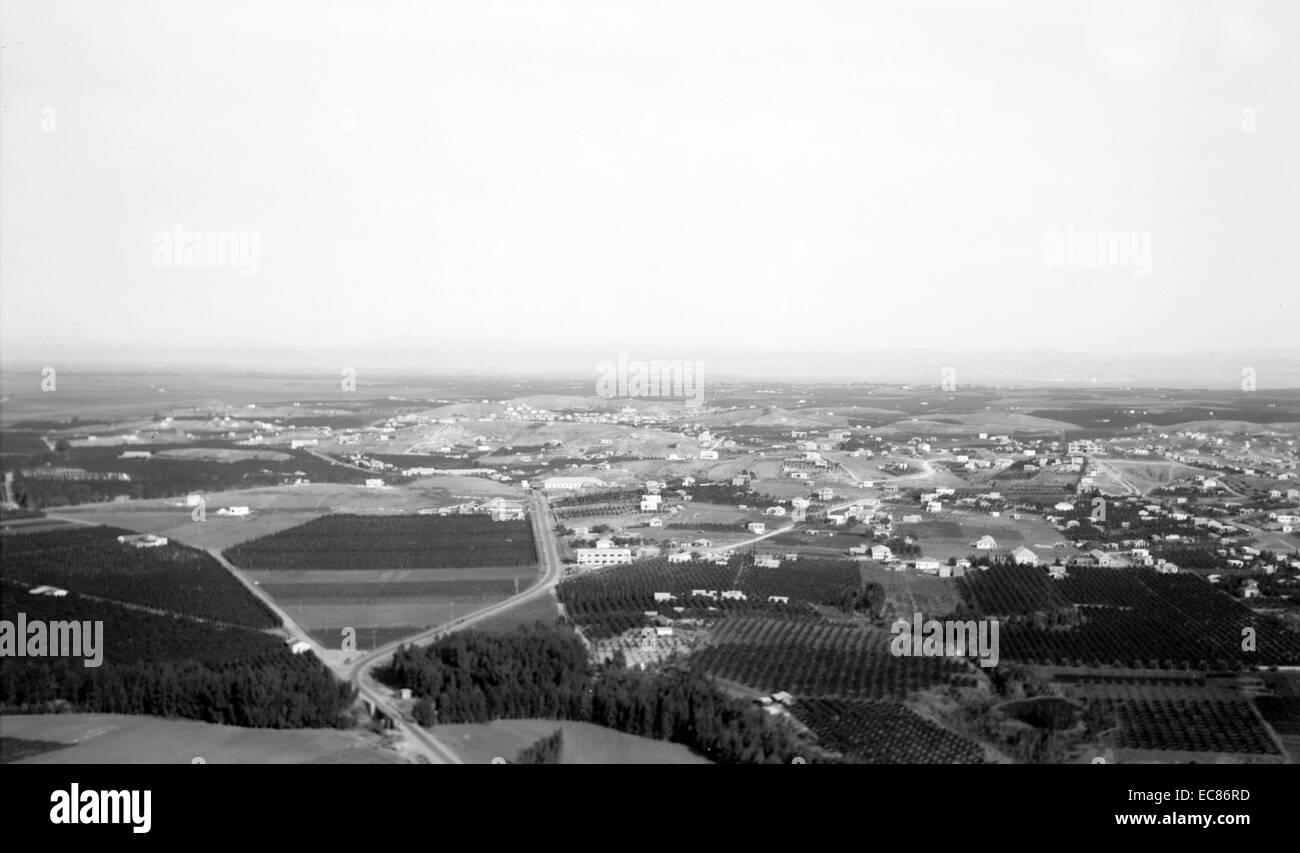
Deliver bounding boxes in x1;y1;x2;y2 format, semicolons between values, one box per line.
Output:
0;0;1296;828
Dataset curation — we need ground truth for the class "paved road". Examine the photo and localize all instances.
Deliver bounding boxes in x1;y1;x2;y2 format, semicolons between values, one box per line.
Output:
206;549;318;646
344;491;565;764
1086;456;1144;497
210;549;456;763
699;522;796;555
54;498;561;765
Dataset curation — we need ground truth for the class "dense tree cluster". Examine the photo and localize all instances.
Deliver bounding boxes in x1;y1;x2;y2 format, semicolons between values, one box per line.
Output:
0;590;354;727
383;625;804;763
2;527;277;629
793;698;985;764
557;555;875;639
693;616;963;699
958;563;1300;667
548;487;644;508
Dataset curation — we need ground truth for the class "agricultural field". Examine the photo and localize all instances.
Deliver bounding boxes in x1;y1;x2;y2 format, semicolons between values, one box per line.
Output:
430;719;712;764
857;560;964;620
1102;698;1279;756
557;554;869;639
0;430;49;458
890;509;1074;563
0;525;276;628
47;480;478;537
1086;459;1206;495
792;698;987;764
227;514;540;650
226;514;537;571
41;505;324;552
469;591;561;635
994;672;1290;763
0;585;353;727
8;443;372;508
958;564;1300;668
1255;697;1300;736
768;527;873;555
0;714;404;764
694;617;965;699
402;474;528;499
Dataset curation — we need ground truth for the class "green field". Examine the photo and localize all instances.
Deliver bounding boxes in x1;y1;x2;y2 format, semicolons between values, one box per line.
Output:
260;579;520;603
226;514;537;570
431;719;712;764
471;593;560;634
0;714;405;764
226;515;542;650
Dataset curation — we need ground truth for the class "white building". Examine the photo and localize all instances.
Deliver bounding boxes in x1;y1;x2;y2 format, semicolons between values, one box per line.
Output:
1010;546;1039;566
575;547;633;566
542;476;599;490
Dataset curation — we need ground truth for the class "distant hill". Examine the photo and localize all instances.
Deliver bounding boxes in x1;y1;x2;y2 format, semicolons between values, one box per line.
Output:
1165;420;1300;437
890;412;1081;435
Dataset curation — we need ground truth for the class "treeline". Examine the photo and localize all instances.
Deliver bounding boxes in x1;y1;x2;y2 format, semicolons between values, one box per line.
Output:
369;453;484;469
549;487;644;508
11;445;368;509
387;625;804;764
515;730;563;764
885;537;922;557
0;590;354;727
679;482;763;507
489;445;547;457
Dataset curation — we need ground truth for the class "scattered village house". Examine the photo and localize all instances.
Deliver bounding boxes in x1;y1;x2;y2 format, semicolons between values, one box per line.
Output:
1010;546;1039;566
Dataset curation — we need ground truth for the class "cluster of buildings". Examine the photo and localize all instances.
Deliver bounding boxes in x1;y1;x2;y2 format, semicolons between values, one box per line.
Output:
421;497;526;522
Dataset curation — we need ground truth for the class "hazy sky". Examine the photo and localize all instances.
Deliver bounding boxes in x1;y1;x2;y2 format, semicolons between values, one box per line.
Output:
2;0;1297;369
